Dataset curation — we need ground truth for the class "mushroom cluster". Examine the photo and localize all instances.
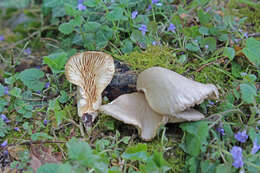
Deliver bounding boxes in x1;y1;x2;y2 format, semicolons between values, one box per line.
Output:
65;52;219;141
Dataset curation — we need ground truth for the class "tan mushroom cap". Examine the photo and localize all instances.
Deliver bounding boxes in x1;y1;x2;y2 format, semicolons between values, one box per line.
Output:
99;92;168;141
65;51;115;119
136;67;218;118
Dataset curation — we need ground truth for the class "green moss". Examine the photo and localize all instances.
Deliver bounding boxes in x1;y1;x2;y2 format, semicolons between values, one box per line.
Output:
114;45;187;74
228;0;260;32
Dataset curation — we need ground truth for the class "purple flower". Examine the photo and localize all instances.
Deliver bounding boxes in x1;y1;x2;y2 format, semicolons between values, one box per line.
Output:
43;119;48;126
138;24;148;36
131;11;138;19
3;150;8;155
251;139;260;154
14;127;20;131
230;146;243;168
167;23;176;33
1;114;11;123
4;86;8;95
147;5;152;11
205;45;209;49
244;32;248;38
152;41;160;46
1;140;8;147
152;0;160;4
217;127;225;136
77;3;86;11
45;82;50;88
0;35;4;41
235;130;248;143
24;48;31;55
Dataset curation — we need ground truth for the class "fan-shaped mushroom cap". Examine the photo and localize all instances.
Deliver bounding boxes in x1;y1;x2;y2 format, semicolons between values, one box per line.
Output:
168;108;205;123
99;92;168;141
65;51;115;119
136;67;218;118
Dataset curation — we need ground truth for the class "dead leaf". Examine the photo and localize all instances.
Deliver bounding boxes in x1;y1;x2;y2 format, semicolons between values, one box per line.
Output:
7;146;25;160
30;145;62;173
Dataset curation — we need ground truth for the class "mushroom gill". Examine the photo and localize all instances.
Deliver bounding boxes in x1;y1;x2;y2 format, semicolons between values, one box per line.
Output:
65;51;115;121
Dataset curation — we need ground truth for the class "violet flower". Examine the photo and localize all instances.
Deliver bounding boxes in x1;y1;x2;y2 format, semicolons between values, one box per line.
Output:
14;127;20;131
1;114;11;123
24;48;31;55
146;5;152;11
251;139;260;154
4;86;8;95
138;24;148;36
43;119;48;126
217;127;225;136
77;3;86;11
230;146;244;168
45;82;50;88
205;45;209;49
1;140;8;147
167;23;176;33
152;41;160;46
0;35;4;41
131;11;138;19
235;130;248;143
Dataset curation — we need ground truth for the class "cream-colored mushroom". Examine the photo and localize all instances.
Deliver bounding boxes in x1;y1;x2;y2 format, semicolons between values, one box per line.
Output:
99;92;168;141
65;51;115;121
136;67;218;118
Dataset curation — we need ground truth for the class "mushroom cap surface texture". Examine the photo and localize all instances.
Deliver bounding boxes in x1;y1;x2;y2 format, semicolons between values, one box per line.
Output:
99;92;168;141
65;51;115;118
136;67;218;118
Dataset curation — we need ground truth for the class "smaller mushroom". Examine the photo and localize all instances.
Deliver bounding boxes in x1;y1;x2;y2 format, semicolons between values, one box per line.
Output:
137;67;218;118
99;92;168;141
65;51;115;126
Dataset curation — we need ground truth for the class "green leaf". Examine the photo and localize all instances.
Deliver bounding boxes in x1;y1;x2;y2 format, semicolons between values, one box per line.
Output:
0;98;8;112
198;9;211;25
19;68;45;91
85;0;98;7
58;90;68;104
121;39;133;54
0;118;10;137
200;37;216;52
200;160;217;173
199;26;209;35
57;164;74;173
223;47;235;60
31;132;54;141
43;52;68;74
122;143;149;162
70;16;84;27
242;37;260;67
106;7;127;21
0;84;5;97
58;22;74;35
84;22;101;32
186;42;200;52
215;164;232;173
180;121;209;156
240;83;257;104
9;87;22;97
55;110;66;126
37;163;60;173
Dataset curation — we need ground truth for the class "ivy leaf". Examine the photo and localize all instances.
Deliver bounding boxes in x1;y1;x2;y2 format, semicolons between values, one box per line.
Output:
58;22;74;35
106;7;127;21
240;83;257;104
37;163;60;173
200;37;216;52
19;68;45;91
122;143;149;162
9;87;22;97
43;52;68;74
223;47;235;60
215;164;232;173
242;37;260;67
199;26;209;35
0;98;8;112
180;121;209;156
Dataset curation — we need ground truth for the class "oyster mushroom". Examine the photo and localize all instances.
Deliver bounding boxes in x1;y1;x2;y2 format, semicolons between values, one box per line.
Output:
99;92;168;141
65;51;115;126
136;67;219;118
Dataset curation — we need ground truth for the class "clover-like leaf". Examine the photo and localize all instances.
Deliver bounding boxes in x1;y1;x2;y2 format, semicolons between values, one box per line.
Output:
19;68;45;91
